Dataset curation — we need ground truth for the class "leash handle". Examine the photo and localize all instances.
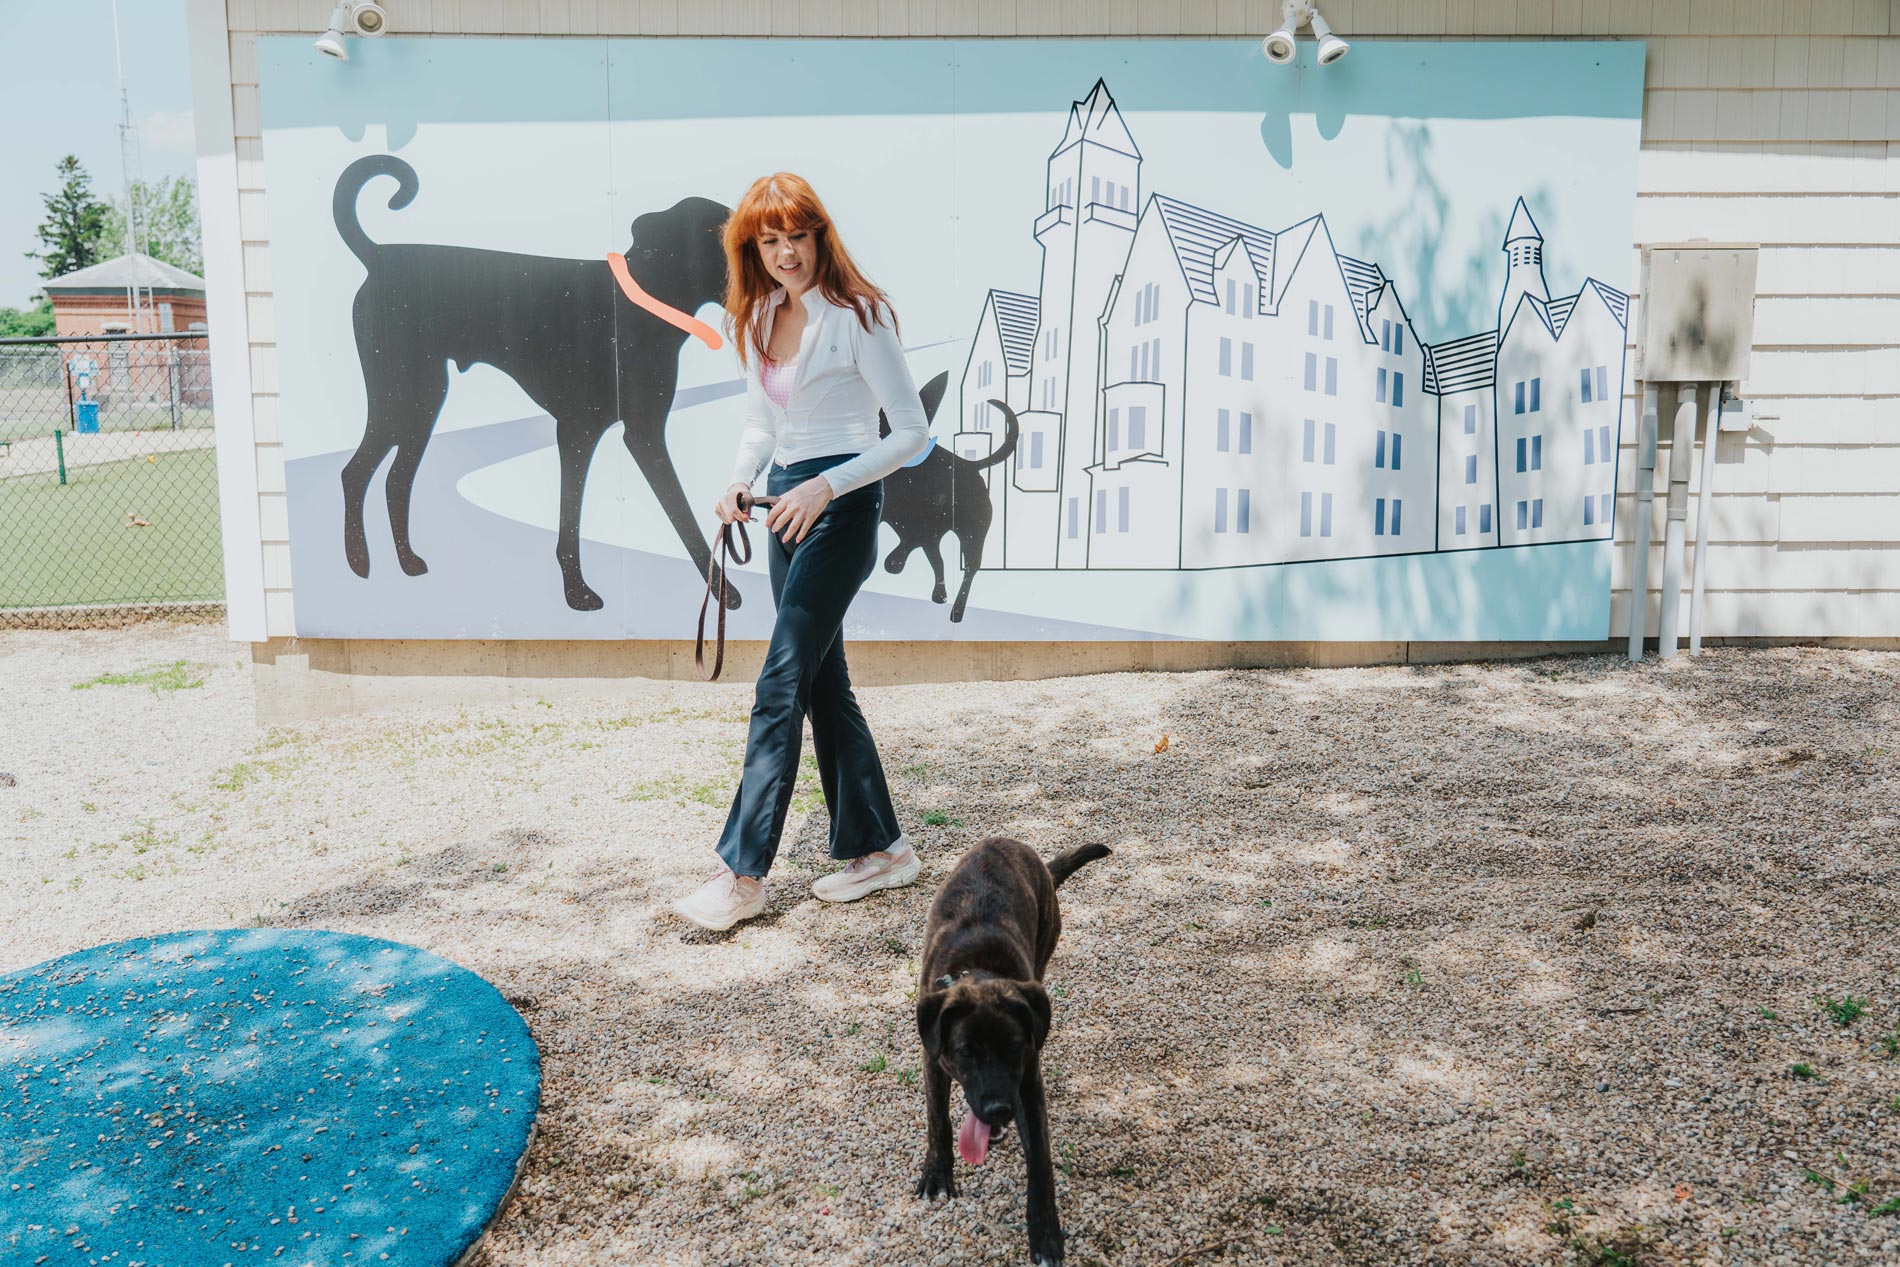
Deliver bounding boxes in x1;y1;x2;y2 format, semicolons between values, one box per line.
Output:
695;491;778;681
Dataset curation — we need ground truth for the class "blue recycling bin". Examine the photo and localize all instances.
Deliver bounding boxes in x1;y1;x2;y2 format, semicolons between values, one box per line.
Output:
75;400;100;433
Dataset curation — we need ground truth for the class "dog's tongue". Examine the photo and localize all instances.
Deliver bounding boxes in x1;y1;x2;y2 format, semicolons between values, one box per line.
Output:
957;1113;991;1166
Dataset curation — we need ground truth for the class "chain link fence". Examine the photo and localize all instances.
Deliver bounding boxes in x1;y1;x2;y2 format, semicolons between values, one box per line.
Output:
1;333;224;628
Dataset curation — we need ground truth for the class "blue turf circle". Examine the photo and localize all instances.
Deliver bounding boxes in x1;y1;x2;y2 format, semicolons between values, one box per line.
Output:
1;929;540;1267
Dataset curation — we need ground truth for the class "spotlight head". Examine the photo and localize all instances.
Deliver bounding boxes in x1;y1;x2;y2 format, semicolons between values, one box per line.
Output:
1311;12;1350;65
314;25;349;59
349;2;389;36
1262;26;1298;64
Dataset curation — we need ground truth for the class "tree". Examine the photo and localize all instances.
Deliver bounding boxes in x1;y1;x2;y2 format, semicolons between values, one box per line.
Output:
101;176;204;277
29;156;109;280
0;300;55;338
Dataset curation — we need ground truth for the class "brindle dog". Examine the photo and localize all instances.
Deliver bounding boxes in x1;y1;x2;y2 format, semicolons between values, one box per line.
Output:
914;836;1110;1267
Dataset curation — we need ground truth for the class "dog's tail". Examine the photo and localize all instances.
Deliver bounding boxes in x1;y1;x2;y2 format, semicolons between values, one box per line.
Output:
966;400;1021;470
333;155;419;263
1047;843;1111;888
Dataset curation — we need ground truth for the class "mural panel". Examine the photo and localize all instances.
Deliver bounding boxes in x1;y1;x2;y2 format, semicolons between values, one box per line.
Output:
259;38;1645;640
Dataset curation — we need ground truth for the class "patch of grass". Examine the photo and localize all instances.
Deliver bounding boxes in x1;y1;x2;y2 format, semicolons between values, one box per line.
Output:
1815;993;1870;1026
1058;1142;1076;1176
920;809;960;828
1757;1005;1777;1020
1878;1024;1900;1059
858;1054;887;1074
213;762;257;792
1401;958;1424;988
81;801;98;813
1792;1063;1819;1081
1871;1195;1900;1217
817;1183;840;1198
895;1068;920;1086
72;660;205;693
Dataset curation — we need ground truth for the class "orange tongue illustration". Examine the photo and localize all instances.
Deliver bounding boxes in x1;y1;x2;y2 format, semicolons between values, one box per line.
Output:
958;1113;991;1165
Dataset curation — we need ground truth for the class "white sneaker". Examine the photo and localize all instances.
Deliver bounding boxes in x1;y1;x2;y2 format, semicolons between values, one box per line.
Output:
672;866;766;931
811;838;921;903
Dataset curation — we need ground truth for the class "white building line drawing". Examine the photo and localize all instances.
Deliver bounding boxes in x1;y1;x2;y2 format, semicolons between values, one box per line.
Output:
953;78;1629;573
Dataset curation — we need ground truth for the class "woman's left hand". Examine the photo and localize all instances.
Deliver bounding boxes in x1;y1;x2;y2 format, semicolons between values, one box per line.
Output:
764;475;834;544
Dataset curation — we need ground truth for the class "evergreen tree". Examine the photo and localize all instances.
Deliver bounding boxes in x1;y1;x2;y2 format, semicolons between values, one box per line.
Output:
29;155;110;280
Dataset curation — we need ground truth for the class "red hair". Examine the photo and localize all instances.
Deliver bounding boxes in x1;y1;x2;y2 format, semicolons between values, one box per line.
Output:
722;173;896;369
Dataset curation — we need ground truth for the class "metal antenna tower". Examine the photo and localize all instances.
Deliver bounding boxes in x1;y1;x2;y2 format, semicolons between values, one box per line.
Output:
111;0;151;331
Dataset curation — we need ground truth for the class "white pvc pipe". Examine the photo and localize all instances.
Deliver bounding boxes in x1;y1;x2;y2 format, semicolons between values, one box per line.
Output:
1656;383;1701;659
1688;384;1723;655
1627;382;1659;660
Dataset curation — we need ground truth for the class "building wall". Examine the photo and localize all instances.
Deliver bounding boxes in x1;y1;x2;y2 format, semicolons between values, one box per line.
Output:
210;0;1900;656
51;293;208;338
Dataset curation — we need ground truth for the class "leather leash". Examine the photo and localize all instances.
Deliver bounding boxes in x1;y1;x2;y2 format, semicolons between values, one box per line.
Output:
696;490;777;681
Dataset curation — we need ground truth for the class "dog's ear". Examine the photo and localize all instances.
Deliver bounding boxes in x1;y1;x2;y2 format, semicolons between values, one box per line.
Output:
917;989;965;1062
919;372;948;422
877;407;892;439
1009;982;1053;1050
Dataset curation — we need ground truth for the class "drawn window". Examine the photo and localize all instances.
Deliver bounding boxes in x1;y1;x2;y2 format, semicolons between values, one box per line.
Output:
1242;283;1254;317
1129;346;1138;381
1580;366;1593;403
1308;300;1319;336
1236;489;1251;534
1324;305;1334;340
1596;366;1609;401
1129;406;1147;449
1029;431;1045;469
1392;499;1402;534
1584;495;1596;526
1219;338;1232;377
1531;434;1543;471
1381;320;1390;351
1376;430;1387;469
1151;338;1161;379
1599;492;1613;524
1217;408;1230;453
1107;408;1120;452
1302;418;1315;463
1465;454;1478;485
1515;381;1526;415
1215;488;1229;534
1140;342;1151;380
1303;352;1317;391
1464;404;1477;435
1599;425;1611;460
1456;505;1468;536
1584;428;1595;464
1530;377;1542;412
1239;411;1253;455
1095;489;1107;533
1375;497;1386;536
1324;423;1337;465
1480;503;1493;534
1516;500;1528;530
1533;498;1544;529
1377;368;1387;404
1393;325;1404;356
1393;434;1403;471
1325;358;1338;396
1393;372;1404;407
1226;279;1237;315
1320;492;1334;537
1118;487;1130;533
1067;496;1079;539
1300;491;1313;537
1120;185;1131;211
1241;343;1254;381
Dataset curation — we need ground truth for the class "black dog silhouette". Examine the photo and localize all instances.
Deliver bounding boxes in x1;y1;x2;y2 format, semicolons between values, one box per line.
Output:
877;372;1019;622
333;154;732;611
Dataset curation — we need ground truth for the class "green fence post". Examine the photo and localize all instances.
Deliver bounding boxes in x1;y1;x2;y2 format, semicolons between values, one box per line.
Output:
54;428;66;487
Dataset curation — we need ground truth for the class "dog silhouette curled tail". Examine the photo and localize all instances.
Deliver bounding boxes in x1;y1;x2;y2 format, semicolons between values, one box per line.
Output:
877;371;1020;622
332;153;732;613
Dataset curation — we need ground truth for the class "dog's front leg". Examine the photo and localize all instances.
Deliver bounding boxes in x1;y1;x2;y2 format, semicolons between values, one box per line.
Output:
1017;1066;1064;1267
915;1058;957;1200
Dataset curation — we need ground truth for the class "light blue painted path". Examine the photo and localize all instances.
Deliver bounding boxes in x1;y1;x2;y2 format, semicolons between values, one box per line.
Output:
0;930;539;1267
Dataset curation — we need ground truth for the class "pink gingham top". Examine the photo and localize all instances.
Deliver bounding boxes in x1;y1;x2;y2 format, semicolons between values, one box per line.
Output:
761;358;797;410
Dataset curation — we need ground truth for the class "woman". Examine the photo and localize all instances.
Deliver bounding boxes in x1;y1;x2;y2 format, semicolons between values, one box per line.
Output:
673;173;930;932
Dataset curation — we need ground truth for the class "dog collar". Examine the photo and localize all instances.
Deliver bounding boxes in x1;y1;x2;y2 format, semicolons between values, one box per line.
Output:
606;252;724;351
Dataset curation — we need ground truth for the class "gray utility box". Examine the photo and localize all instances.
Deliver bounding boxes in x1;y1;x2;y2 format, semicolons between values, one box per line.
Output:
1635;242;1759;383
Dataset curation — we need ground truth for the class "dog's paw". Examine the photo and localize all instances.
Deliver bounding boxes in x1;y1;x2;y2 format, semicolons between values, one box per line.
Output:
564;581;604;612
398;551;430;578
914;1164;957;1201
1028;1223;1064;1267
930;583;947;604
344;542;371;579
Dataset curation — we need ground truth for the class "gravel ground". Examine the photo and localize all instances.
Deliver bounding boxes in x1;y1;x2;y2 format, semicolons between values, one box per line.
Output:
3;622;1898;1267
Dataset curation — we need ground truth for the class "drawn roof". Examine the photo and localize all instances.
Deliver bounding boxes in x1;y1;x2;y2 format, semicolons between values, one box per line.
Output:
1502;197;1543;244
1152;196;1274;305
1423;329;1499;394
1053;79;1141;160
1511;277;1632;343
988;290;1041;375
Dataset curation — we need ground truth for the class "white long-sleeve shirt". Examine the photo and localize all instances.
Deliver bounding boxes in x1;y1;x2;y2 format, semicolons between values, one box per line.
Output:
729;287;929;497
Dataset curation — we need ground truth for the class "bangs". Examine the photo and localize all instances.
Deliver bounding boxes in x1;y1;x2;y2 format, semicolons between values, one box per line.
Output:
729;177;825;242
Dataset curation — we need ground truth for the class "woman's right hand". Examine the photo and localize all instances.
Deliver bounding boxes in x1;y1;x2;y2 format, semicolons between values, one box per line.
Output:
715;483;752;525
